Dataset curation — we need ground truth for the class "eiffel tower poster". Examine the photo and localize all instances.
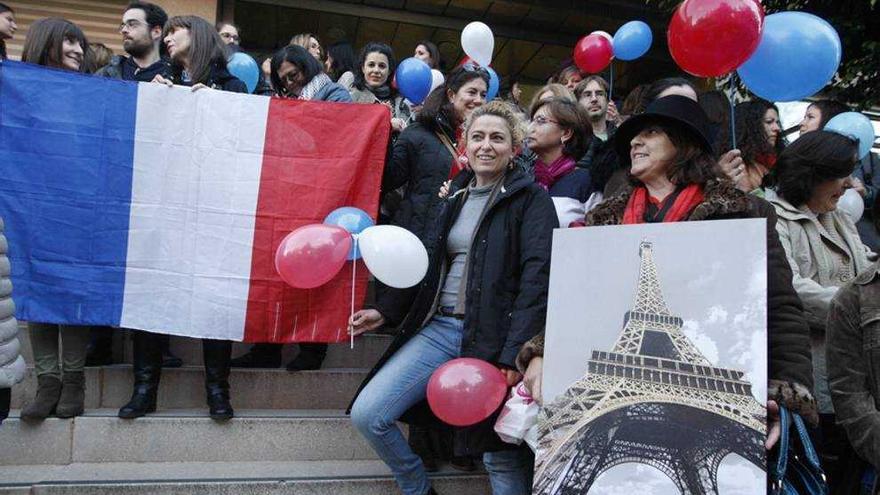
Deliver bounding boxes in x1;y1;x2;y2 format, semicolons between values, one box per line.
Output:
536;220;768;494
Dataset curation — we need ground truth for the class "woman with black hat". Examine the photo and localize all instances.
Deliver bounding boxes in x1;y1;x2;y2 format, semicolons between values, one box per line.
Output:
516;95;817;446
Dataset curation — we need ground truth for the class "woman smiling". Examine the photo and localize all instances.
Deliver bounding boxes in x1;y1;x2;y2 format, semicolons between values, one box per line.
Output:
349;42;411;134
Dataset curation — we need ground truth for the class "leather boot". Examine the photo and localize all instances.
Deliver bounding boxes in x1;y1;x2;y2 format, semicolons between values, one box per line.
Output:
56;371;85;418
21;375;62;421
119;330;162;419
286;343;327;371
204;339;233;420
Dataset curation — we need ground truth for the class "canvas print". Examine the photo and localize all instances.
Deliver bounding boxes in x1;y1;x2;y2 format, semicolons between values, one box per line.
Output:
535;219;768;495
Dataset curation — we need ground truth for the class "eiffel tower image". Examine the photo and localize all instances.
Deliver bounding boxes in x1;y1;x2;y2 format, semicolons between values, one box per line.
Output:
534;240;766;495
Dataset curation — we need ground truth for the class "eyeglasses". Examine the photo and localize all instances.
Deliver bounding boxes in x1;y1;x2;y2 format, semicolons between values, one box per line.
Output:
119;19;146;32
219;32;240;42
531;115;559;127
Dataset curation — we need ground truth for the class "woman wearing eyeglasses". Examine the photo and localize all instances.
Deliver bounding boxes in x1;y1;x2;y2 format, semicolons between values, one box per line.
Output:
526;97;595;227
269;44;352;102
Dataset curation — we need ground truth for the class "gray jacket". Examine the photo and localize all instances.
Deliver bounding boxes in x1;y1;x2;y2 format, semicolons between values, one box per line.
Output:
0;217;25;389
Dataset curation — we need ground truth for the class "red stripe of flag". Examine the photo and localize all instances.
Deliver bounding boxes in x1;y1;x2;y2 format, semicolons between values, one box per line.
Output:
243;99;390;343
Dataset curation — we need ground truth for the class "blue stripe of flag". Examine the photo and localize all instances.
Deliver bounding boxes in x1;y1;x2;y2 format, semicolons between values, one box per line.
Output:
0;60;137;325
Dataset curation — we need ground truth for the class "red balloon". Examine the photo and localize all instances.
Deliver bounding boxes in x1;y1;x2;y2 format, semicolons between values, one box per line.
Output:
668;0;764;77
427;358;508;427
573;34;613;74
274;224;352;289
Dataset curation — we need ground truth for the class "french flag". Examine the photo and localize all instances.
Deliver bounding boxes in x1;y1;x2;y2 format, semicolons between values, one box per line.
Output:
0;61;388;343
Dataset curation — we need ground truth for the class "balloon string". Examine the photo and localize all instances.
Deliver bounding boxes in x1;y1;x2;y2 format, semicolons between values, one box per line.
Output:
729;73;737;150
608;63;614;102
350;236;357;350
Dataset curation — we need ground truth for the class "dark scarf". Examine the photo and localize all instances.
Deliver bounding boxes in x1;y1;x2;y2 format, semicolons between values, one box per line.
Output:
368;83;392;101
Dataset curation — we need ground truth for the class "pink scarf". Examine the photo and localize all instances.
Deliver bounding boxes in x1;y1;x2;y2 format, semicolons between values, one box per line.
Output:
534;154;576;191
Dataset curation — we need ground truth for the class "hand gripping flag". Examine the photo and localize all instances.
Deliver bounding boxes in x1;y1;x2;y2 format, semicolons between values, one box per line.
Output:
0;61;389;343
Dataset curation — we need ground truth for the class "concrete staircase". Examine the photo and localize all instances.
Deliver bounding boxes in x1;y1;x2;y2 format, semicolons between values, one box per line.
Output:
0;324;490;494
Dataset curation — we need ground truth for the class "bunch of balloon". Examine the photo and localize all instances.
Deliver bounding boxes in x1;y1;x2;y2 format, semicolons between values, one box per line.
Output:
667;0;766;149
427;358;509;426
824;111;877;222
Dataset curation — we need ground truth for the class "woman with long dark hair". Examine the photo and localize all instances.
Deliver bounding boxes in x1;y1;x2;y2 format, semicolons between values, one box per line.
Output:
325;40;356;89
0;2;16;61
19;17;91;421
349;42;411;133
726;99;784;194
799;99;849;134
413;40;440;70
154;15;244;92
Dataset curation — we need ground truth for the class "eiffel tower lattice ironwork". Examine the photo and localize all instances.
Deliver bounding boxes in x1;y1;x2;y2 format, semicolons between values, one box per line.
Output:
534;240;766;495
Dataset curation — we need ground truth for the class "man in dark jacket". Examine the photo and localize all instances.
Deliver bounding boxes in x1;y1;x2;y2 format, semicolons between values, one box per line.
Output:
574;76;619;196
96;1;170;83
826;261;880;476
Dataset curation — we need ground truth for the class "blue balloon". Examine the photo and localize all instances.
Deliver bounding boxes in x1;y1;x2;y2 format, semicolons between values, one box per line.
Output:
227;52;259;94
486;67;500;101
396;58;433;105
825;112;877;161
737;12;842;102
324;207;374;260
613;21;652;61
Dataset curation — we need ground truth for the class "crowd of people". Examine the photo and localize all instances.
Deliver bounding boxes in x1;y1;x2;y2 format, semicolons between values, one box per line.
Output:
0;2;879;494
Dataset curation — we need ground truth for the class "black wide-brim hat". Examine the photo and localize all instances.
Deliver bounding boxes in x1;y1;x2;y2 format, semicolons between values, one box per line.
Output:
614;95;714;166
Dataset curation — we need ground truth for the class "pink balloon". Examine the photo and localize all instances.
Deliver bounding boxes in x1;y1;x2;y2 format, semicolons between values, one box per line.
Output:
427;358;508;427
274;224;352;289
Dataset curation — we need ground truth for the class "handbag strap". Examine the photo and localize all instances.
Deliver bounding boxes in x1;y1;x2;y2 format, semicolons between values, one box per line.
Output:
435;130;457;159
771;405;794;492
792;413;825;479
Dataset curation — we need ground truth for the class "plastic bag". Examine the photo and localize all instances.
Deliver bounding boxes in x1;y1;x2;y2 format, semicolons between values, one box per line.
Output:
494;381;539;445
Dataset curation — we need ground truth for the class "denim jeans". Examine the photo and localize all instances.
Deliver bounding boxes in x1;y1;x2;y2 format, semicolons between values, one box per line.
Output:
350;316;464;495
483;446;535;495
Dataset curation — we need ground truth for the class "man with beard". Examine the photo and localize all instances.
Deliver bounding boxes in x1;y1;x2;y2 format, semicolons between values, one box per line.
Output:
574;76;620;207
89;2;181;370
96;1;170;82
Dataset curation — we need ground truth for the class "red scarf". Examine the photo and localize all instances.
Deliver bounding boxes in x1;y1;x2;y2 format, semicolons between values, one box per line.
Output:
622;184;705;224
756;152;777;169
534;155;576;191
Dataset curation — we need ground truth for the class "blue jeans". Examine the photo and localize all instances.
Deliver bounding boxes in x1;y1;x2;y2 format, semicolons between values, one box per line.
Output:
351;316;464;495
483;447;535;495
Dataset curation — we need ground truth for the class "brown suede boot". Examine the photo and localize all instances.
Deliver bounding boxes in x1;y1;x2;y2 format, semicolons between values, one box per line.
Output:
20;375;62;421
56;371;85;418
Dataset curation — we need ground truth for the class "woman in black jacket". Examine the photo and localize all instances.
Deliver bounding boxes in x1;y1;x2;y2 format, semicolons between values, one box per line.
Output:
348;101;559;495
118;15;247;422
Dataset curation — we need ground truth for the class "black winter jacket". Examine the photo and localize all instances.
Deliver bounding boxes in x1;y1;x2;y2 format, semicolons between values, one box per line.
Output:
95;55;171;82
350;167;559;454
172;61;247;93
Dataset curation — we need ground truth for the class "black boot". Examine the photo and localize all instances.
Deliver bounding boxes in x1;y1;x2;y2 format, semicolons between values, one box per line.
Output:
0;387;10;425
119;330;162;419
230;343;282;368
286;343;327;371
21;375;62;421
158;334;183;368
85;326;115;366
56;371;85;418
204;339;233;420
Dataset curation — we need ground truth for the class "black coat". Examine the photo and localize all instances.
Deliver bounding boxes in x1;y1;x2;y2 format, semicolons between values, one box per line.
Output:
173;61;247;94
587;179;819;424
350;167;559;454
95;55;172;82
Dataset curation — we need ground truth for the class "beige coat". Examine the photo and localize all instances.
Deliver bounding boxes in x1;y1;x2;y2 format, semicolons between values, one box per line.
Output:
771;194;876;413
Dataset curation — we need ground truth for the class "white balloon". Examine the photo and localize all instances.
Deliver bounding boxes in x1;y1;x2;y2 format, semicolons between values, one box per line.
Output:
837;188;864;222
359;225;429;288
430;69;445;92
461;21;494;67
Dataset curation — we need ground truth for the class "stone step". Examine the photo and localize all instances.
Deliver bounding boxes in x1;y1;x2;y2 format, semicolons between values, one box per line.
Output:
16;323;392;369
0;460;489;495
0;409;383;465
11;366;366;411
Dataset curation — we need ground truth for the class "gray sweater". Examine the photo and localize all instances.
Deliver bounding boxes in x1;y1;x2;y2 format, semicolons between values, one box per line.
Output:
439;183;494;309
